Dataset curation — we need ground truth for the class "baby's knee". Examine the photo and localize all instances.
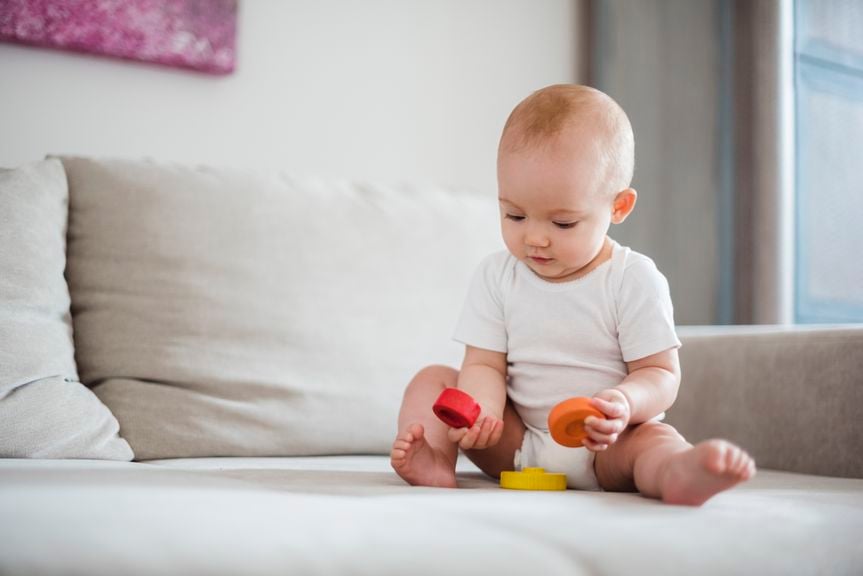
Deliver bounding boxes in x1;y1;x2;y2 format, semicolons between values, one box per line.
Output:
629;420;686;444
404;365;459;396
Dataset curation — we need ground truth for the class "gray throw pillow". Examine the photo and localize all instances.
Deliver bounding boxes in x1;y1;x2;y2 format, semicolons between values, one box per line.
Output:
0;159;133;459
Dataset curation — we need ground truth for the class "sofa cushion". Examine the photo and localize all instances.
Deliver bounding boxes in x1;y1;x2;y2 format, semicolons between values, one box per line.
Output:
2;456;862;575
0;159;132;459
61;156;501;459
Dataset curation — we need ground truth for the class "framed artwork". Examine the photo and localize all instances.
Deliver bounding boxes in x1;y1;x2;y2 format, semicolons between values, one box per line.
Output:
0;0;238;74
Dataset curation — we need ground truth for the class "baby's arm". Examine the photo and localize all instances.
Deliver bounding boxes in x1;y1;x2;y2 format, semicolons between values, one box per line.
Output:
448;345;508;451
583;347;681;451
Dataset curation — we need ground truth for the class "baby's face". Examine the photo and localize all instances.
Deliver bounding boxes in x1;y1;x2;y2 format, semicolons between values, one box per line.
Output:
497;131;615;283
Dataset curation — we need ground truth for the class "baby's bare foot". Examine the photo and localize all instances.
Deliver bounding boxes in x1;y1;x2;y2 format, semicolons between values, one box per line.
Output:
390;423;457;488
660;440;756;506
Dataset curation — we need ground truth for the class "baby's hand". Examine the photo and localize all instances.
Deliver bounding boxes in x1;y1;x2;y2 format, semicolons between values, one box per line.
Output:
446;408;504;451
583;388;631;452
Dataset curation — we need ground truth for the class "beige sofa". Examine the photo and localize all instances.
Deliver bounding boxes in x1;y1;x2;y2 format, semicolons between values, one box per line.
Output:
1;158;861;576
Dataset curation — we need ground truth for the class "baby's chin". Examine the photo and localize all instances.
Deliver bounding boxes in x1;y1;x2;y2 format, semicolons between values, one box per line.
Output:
524;260;583;283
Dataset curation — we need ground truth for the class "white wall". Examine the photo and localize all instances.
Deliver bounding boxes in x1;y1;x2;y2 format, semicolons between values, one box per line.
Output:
0;0;583;194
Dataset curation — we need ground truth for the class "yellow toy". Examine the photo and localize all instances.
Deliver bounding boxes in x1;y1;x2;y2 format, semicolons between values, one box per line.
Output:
500;468;567;491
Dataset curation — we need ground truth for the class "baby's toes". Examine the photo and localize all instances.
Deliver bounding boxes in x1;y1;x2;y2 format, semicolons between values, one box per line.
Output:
735;451;756;479
717;444;756;480
727;448;746;473
745;457;757;479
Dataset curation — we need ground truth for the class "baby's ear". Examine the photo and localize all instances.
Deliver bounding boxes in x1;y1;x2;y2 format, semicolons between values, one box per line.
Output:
611;188;637;224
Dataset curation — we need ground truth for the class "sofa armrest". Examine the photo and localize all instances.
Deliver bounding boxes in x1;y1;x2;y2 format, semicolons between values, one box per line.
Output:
667;325;863;479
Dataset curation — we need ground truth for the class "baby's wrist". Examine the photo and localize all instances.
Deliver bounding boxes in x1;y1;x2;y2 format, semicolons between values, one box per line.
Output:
478;403;504;422
614;387;633;415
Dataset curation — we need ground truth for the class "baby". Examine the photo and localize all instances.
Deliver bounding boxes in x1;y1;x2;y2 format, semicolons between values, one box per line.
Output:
390;84;755;505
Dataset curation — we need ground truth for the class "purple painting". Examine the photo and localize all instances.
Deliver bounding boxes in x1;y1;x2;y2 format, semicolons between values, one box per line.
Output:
0;0;237;74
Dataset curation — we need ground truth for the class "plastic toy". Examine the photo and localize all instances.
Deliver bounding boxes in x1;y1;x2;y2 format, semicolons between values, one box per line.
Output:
548;397;606;447
500;467;567;491
433;388;481;429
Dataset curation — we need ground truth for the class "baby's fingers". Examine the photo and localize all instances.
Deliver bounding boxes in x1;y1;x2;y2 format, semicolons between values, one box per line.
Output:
584;418;622;447
591;397;627;419
476;418;504;449
582;437;609;452
488;419;504;447
447;426;469;445
472;417;497;449
457;422;484;450
586;429;620;447
584;415;623;436
450;417;503;451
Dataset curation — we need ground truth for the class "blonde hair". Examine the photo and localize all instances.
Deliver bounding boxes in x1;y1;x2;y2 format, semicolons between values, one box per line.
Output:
499;84;635;194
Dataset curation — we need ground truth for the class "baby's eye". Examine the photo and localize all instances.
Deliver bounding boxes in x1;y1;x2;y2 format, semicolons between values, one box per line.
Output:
554;221;578;229
505;214;525;222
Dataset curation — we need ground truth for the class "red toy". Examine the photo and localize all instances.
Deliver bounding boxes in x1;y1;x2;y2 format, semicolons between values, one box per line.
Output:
433;388;481;429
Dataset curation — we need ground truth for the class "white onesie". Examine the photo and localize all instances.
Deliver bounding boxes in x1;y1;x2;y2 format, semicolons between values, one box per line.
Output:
453;240;681;489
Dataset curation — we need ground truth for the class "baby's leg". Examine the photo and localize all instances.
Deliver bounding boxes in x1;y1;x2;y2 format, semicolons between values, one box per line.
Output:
594;422;756;506
391;365;460;488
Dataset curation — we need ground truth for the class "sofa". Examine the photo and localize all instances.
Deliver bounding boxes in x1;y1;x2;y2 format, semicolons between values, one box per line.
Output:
1;157;861;576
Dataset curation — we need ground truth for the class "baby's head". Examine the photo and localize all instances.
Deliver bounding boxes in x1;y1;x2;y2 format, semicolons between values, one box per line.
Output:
496;84;638;282
500;84;635;195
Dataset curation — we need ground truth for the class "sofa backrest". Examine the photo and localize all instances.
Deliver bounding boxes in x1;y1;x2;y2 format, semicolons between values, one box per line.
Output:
8;156;859;475
672;325;863;479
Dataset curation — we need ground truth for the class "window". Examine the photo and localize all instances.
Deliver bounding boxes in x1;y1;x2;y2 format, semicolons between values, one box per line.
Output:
794;0;863;322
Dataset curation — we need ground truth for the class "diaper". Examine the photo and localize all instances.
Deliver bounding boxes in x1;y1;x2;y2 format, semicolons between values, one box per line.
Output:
514;424;600;491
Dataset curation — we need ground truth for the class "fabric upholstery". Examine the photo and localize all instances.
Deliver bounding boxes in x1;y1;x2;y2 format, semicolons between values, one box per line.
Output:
61;156;501;459
0;159;132;459
1;456;861;575
672;325;863;478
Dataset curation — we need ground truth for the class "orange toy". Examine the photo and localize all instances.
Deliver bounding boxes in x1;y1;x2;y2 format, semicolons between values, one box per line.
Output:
548;397;605;447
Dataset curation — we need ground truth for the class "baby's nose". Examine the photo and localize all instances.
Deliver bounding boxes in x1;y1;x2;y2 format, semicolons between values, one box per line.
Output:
525;227;550;247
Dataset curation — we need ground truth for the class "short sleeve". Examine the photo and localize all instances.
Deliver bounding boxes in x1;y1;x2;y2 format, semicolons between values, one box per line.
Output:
452;252;509;353
617;256;682;362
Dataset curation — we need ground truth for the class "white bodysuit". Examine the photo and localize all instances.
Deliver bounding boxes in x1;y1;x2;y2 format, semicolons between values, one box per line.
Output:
453;240;681;489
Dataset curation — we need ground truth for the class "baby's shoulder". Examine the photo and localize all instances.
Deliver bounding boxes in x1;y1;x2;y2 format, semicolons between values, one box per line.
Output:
611;244;672;298
611;243;662;279
475;250;518;283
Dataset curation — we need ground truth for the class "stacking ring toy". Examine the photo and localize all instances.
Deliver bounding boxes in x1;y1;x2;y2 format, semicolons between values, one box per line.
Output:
500;467;567;491
433;388;481;429
548;397;605;447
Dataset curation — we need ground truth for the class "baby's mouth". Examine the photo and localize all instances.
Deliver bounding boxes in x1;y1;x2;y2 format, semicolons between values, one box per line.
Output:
529;256;553;265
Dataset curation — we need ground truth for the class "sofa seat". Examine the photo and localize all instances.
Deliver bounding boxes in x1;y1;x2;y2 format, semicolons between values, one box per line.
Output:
2;456;861;576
